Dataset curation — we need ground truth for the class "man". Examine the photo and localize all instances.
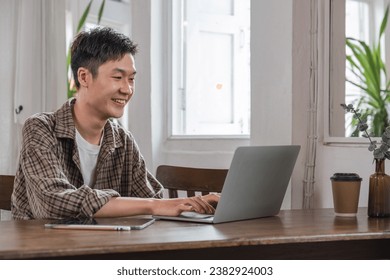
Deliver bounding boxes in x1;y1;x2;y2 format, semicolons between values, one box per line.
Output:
11;27;218;220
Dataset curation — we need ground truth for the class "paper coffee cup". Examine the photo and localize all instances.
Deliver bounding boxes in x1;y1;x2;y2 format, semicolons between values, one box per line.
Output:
330;173;362;217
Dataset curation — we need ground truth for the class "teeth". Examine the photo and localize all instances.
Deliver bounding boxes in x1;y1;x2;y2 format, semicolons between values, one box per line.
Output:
113;99;126;105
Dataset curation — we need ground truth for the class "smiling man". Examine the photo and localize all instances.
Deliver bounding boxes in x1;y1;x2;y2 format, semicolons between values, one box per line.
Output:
11;27;218;220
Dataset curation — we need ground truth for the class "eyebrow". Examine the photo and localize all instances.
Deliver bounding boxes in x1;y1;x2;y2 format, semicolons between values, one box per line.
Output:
112;68;137;76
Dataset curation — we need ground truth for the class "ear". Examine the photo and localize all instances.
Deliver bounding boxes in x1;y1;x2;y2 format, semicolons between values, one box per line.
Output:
77;67;91;88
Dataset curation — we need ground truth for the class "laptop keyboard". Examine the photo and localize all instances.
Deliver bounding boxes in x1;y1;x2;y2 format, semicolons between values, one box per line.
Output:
180;211;214;219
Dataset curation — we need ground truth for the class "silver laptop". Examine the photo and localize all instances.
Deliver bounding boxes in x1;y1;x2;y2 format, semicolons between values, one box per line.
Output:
153;145;300;224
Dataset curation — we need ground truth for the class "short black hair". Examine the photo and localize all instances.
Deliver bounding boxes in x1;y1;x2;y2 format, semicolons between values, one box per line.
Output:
70;27;138;89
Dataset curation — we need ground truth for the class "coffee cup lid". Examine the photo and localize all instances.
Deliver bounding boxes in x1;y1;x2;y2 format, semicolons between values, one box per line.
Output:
330;173;362;181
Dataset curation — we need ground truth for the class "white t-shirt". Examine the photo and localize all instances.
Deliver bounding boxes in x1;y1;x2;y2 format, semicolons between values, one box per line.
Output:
75;129;102;186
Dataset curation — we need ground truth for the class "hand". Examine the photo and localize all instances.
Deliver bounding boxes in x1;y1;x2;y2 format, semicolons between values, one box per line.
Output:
201;193;220;209
152;193;220;217
185;195;216;214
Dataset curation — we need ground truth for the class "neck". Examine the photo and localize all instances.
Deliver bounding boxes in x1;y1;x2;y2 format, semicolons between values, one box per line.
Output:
72;100;105;145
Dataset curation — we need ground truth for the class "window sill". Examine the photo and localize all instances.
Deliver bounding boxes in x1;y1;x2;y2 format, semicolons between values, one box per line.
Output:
168;134;250;141
323;136;380;147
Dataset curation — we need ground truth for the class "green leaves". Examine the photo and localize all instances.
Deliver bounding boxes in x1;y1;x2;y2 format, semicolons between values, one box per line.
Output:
97;0;105;24
380;5;389;37
346;5;390;137
341;103;390;160
77;0;93;34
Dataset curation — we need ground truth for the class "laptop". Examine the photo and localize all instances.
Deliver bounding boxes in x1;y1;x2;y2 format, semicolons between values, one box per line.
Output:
153;145;300;224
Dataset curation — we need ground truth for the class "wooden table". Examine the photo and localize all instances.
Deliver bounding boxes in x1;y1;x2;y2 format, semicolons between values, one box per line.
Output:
0;208;389;259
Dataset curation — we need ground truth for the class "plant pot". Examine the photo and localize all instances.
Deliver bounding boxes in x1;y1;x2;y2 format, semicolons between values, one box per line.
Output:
368;159;390;217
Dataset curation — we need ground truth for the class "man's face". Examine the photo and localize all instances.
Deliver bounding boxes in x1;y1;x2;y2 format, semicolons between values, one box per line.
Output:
85;54;136;120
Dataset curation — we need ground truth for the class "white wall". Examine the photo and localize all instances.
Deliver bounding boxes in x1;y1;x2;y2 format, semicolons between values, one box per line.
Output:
127;0;154;170
250;0;293;208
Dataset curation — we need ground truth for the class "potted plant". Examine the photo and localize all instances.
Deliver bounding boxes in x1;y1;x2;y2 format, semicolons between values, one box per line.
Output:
345;5;390;137
341;103;390;217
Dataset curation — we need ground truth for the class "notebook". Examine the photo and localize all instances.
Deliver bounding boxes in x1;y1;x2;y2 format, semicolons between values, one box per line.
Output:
153;145;300;224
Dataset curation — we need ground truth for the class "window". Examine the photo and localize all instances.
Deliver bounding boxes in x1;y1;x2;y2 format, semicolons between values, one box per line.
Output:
344;0;371;136
171;0;250;136
328;0;388;138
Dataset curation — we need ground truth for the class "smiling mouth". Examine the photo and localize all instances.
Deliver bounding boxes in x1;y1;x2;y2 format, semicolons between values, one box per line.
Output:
112;98;126;105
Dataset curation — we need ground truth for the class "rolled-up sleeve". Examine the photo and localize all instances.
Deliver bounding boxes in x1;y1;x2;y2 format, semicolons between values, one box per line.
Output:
128;139;163;199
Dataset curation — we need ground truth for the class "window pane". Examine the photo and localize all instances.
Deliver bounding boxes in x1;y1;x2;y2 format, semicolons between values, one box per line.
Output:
194;32;233;124
172;0;250;136
329;0;387;138
345;0;371;136
198;0;233;15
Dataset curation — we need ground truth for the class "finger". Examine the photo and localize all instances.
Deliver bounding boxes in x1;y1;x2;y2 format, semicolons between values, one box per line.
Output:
183;196;206;213
177;204;194;214
190;196;215;214
203;193;220;203
206;193;220;208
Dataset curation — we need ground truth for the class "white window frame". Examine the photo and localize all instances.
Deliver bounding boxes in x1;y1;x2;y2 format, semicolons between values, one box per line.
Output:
168;0;251;139
324;0;390;144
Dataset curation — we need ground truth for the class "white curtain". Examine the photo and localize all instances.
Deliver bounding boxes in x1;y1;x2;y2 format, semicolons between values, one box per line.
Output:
13;0;67;125
0;0;66;174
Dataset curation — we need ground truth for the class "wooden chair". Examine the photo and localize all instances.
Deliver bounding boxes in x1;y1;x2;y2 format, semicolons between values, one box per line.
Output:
156;165;228;198
0;175;15;211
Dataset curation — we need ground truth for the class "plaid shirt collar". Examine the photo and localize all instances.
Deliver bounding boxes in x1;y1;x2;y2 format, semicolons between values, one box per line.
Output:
53;98;124;150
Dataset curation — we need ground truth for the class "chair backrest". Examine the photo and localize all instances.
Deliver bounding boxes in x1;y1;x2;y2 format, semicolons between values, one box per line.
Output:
156;165;228;198
0;175;15;211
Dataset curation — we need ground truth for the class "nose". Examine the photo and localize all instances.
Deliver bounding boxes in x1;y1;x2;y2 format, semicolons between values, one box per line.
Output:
120;80;133;96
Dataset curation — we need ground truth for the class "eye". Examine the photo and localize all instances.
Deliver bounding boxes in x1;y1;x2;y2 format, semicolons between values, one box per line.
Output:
113;76;121;80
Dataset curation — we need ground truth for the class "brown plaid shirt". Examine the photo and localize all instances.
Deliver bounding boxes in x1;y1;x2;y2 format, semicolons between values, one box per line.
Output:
11;99;163;220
